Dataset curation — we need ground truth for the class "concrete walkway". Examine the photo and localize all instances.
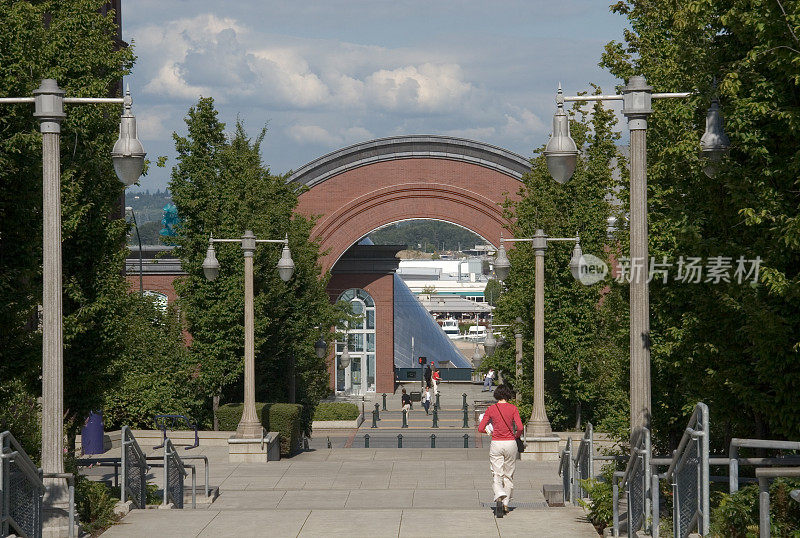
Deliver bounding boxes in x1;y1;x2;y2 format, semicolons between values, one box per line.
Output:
100;447;597;537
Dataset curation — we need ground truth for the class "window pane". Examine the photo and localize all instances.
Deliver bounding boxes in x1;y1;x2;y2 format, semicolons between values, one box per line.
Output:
366;310;375;329
363;294;374;307
352;333;364;352
351;300;364;316
366;333;375;352
367;354;375;391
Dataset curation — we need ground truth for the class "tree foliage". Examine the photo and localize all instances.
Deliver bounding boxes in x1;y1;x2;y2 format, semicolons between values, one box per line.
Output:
169;98;339;430
0;0;137;436
602;0;800;446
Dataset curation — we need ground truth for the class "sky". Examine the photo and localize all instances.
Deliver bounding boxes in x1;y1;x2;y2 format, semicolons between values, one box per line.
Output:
123;1;629;192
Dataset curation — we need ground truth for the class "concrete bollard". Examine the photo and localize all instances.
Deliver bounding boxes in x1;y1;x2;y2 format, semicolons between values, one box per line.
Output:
364;434;370;448
463;407;469;428
435;392;440;410
374;402;380;421
397;434;403;448
432;409;439;428
371;409;378;428
463;433;469;448
431;434;436;448
462;393;468;409
402;409;408;428
382;393;387;411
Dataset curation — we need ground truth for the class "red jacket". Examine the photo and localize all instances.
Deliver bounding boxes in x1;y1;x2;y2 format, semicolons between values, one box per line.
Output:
478;402;523;441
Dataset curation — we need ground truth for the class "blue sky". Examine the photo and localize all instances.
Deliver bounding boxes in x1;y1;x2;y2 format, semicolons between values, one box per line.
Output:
123;1;629;192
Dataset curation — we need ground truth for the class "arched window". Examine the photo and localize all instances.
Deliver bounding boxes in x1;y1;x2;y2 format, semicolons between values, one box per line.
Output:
336;288;376;394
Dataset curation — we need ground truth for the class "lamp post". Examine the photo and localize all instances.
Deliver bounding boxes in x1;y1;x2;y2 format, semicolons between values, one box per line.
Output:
493;231;581;436
0;79;145;534
125;206;144;295
514;317;523;384
542;77;729;434
202;230;294;437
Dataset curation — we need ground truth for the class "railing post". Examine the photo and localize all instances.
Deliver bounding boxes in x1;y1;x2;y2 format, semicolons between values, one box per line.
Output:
163;440;169;507
652;472;660;538
435;392;440;411
612;474;620;538
462;393;467;409
432;409;439;428
371;409;378;428
759;477;770;538
382;393;387;411
431;434;436;448
462;407;469;428
374;402;380;421
463;434;469;448
402;409;408;428
364;434;370;448
397;434;403;448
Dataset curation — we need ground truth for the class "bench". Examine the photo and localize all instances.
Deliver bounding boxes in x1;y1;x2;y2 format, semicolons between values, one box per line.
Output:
153;414;199;450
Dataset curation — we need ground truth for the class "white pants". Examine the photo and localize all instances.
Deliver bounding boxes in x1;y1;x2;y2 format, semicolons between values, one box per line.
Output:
489;439;517;504
432;379;438;394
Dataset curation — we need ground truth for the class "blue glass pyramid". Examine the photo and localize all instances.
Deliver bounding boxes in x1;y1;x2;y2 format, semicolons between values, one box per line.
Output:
393;274;472;369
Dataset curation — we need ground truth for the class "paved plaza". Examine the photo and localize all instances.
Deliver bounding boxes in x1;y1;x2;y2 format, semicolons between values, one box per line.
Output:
93;383;597;537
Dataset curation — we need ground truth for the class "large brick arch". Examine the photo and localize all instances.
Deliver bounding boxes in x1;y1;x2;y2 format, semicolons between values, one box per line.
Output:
290;136;530;271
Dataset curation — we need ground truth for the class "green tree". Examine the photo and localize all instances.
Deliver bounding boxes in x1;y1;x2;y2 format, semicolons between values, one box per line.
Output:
602;0;800;447
484;279;502;306
0;0;137;439
488;94;629;434
169;98;339;431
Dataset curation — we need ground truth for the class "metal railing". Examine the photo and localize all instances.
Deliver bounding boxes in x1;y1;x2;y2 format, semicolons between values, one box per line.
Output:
559;437;574;504
120;426;148;509
163;438;187;509
755;467;800;538
729;438;800;493
1;430;46;538
657;402;710;538
575;423;594;502
613;427;651;537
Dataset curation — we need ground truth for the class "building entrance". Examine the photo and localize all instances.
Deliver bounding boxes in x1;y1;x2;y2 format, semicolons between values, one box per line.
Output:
336;288;376;395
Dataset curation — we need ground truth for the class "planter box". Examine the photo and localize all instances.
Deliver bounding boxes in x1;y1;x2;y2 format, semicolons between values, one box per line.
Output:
311;412;364;430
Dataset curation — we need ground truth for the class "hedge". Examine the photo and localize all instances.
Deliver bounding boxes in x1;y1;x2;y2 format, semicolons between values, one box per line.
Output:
313;402;359;421
216;402;303;457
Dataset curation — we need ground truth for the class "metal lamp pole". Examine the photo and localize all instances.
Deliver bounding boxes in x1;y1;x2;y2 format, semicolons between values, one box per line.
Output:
542;76;730;433
202;231;294;438
0;79;145;534
125;206;144;294
493;231;581;435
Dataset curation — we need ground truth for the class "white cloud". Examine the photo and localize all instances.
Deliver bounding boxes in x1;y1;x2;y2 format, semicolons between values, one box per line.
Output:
287;124;374;146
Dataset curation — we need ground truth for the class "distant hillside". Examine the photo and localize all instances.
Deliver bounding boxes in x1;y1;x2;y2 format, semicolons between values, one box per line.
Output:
368;220;484;252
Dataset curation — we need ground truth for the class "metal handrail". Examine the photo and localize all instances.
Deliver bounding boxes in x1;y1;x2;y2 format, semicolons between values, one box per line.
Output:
661;402;709;538
755;467;800;538
613;427;650;537
163;438;187;508
574;423;594;501
729;438;800;493
120;426;148;508
1;430;46;538
559;437;574;504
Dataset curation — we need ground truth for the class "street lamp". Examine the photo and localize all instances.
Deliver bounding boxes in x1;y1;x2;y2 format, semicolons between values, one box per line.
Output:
125;206;144;295
497;231;581;436
0;79;145;530
314;336;328;359
202;230;293;438
542;76;729;434
483;319;498;356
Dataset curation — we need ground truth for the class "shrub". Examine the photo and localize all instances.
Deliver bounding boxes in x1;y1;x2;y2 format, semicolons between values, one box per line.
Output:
216;402;302;457
579;464;615;533
0;379;41;463
313;402;359;421
76;478;119;535
710;478;800;537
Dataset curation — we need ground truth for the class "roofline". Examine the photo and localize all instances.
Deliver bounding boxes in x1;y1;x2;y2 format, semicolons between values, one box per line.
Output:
287;135;531;188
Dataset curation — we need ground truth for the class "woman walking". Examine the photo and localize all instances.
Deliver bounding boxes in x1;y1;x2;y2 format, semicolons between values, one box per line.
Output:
477;384;523;517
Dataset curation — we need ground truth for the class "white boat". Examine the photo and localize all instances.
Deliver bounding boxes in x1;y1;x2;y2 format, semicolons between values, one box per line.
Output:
441;318;461;339
467;325;487;342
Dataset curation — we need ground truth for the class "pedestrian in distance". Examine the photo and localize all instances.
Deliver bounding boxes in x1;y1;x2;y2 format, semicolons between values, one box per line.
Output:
422;386;432;414
401;388;411;413
432;364;441;395
482;368;495;391
424;363;432;389
477;384;523;518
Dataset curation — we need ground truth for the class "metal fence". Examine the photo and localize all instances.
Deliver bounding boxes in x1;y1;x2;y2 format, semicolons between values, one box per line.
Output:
120;426;148;509
613;427;650;537
359;433;471;448
1;430;45;538
575;423;594;502
661;402;709;538
559;437;574;504
163;438;187;509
